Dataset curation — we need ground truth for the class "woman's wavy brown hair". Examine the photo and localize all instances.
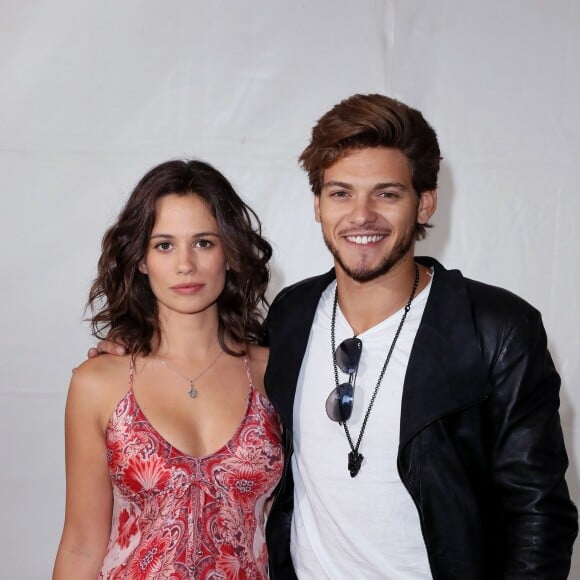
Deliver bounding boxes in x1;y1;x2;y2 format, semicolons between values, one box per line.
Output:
88;159;272;356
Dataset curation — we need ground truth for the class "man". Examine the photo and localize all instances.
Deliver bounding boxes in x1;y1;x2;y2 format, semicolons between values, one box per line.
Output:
263;94;577;579
93;94;577;578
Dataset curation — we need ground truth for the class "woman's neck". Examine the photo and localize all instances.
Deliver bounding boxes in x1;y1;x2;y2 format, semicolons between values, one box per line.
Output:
154;307;223;361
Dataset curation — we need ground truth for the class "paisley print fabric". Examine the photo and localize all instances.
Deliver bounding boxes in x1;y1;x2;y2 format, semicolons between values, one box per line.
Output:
99;361;283;579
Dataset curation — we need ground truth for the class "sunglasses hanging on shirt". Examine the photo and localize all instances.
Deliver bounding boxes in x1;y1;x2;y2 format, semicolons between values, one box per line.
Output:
325;338;362;422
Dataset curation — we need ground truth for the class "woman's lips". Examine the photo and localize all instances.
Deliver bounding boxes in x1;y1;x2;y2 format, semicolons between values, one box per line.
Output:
170;283;204;294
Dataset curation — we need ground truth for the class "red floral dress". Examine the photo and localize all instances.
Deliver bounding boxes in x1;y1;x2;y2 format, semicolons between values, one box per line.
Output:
99;360;283;579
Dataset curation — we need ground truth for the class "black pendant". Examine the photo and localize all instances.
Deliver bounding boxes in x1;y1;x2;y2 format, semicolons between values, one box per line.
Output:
348;450;364;477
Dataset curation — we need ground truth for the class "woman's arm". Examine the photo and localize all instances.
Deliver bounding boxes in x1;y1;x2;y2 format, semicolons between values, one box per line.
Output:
53;363;114;579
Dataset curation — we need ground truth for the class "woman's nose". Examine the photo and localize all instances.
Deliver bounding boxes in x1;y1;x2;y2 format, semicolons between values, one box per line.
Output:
177;248;195;274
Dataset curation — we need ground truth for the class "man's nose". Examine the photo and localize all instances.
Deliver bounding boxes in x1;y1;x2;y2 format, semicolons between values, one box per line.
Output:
348;197;377;226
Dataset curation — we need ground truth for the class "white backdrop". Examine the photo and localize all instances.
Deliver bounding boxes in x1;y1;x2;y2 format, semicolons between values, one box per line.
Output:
1;1;579;577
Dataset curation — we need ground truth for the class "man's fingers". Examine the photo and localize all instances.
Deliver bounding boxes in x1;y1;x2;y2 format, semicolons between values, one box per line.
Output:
86;341;126;360
97;340;126;356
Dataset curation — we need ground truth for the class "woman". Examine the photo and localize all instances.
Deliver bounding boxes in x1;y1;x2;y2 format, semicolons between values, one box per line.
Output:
53;160;283;579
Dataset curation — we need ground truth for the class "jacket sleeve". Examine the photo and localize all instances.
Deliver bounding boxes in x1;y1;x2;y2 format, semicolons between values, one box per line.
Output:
486;306;578;578
262;288;299;580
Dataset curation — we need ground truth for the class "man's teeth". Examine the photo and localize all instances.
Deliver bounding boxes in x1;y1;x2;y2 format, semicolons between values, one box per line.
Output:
346;234;384;245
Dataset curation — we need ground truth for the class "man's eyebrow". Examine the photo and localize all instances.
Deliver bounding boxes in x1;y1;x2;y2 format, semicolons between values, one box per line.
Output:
371;182;407;191
323;180;408;190
323;180;352;189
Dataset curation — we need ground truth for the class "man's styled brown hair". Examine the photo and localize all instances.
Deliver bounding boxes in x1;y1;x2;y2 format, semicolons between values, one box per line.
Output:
299;93;441;239
88;159;272;356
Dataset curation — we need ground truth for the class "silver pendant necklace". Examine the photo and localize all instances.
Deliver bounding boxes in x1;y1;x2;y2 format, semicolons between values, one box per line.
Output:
160;348;223;399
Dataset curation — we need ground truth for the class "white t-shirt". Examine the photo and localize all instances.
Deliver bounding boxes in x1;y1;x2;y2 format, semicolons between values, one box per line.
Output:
290;277;432;579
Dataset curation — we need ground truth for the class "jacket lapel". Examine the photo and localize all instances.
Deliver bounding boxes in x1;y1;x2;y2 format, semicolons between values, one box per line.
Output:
400;258;489;449
265;270;336;432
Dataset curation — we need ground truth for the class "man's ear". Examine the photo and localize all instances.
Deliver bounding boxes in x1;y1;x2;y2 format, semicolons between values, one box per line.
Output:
314;194;321;223
417;190;437;224
138;260;148;275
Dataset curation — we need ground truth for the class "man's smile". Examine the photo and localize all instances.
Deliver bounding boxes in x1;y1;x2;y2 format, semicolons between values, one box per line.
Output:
344;233;387;245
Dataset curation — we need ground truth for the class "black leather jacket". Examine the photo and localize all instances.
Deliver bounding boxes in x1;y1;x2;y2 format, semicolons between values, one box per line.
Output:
264;257;577;579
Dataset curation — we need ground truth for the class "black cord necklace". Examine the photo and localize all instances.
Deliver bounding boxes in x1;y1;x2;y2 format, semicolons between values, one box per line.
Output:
331;263;420;477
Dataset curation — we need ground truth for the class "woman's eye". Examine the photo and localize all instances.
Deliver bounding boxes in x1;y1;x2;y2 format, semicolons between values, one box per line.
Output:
155;241;172;251
195;239;214;249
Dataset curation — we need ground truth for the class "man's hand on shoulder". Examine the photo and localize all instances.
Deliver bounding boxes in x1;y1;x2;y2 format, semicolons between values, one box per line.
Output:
87;340;127;359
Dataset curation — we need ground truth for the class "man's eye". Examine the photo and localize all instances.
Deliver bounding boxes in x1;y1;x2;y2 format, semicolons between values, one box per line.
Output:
330;190;349;198
378;191;398;199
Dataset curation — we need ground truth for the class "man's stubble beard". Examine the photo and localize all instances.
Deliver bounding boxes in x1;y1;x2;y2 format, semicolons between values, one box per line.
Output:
322;222;417;283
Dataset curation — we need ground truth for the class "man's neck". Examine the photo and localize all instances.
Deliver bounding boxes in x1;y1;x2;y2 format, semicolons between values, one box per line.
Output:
335;257;430;335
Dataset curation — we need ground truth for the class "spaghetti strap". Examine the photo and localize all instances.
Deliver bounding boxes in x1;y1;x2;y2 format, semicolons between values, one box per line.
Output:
243;357;254;388
128;358;135;389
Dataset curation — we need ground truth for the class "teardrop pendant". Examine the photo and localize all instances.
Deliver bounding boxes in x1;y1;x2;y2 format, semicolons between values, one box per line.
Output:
188;383;198;399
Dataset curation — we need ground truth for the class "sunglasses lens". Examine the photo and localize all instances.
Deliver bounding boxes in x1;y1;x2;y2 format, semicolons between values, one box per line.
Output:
325;382;354;422
336;338;363;374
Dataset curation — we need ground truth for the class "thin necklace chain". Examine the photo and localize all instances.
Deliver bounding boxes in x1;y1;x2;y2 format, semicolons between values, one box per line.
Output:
331;263;420;470
160;347;223;399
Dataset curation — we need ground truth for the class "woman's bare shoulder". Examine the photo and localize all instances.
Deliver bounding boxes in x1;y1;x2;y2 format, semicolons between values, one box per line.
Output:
246;344;269;365
71;354;132;387
68;354;132;411
246;345;269;396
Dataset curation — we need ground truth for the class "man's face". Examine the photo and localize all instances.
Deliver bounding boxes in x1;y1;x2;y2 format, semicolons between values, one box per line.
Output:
315;147;436;283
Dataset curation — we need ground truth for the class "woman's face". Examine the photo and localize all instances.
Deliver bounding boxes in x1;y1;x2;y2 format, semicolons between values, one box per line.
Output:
139;193;228;320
